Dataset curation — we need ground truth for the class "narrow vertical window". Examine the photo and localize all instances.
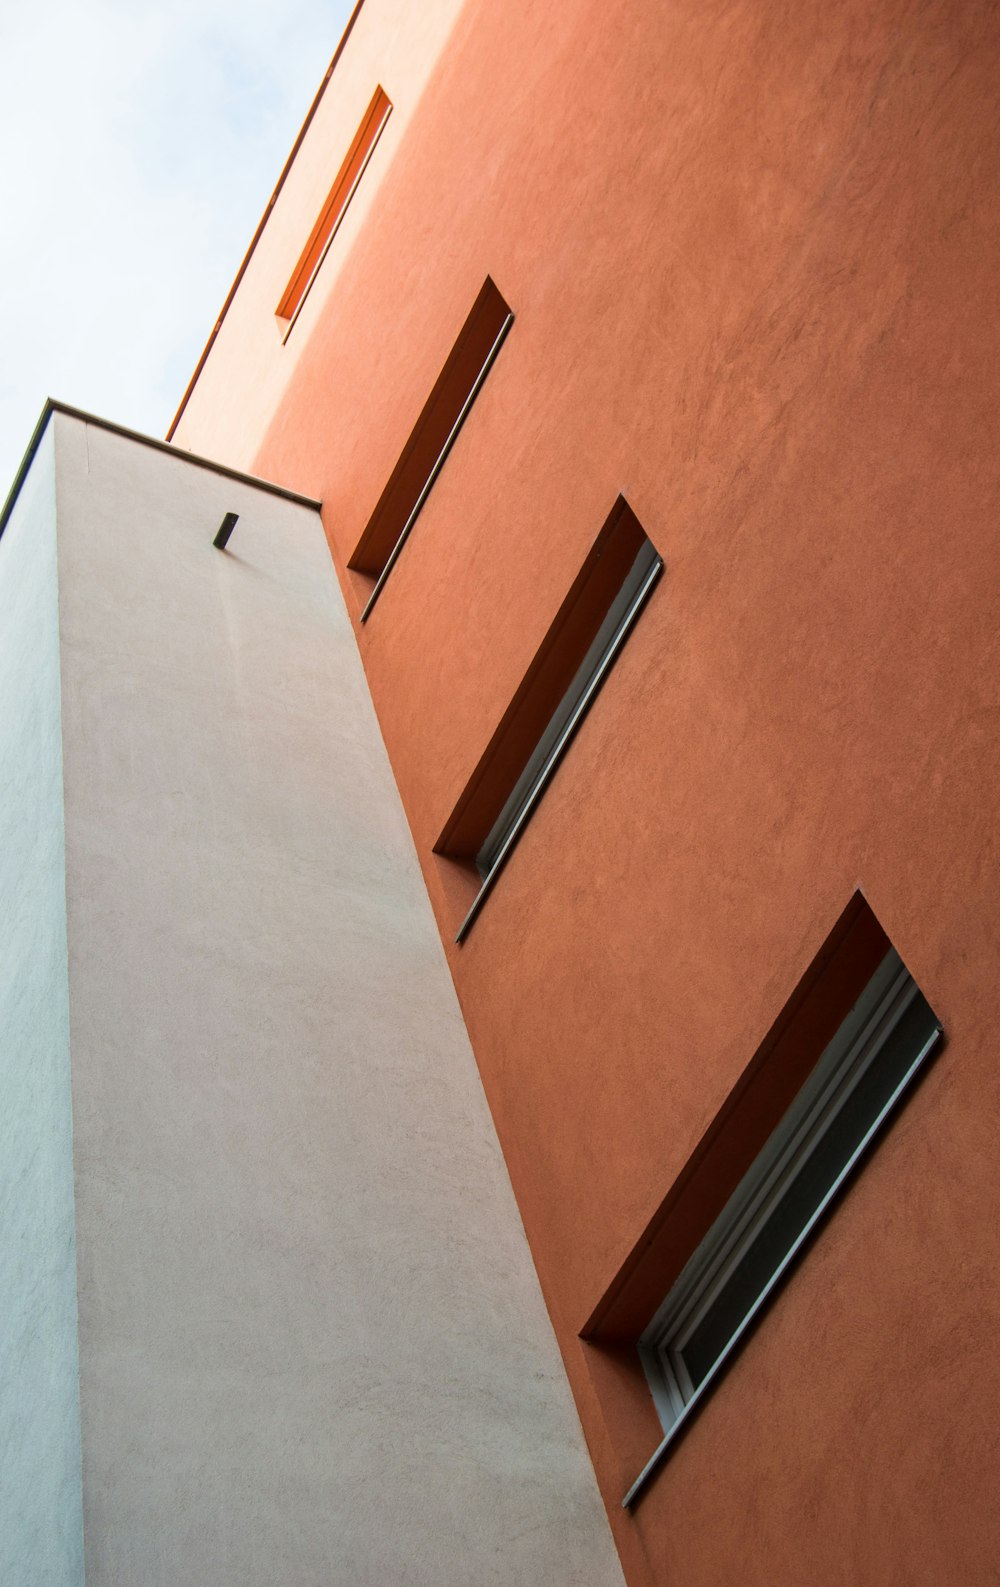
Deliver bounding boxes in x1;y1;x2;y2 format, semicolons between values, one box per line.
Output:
634;949;939;1462
349;277;513;619
436;498;662;939
276;85;392;332
580;895;944;1510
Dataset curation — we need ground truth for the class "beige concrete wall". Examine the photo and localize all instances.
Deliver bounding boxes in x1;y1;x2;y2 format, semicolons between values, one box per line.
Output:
52;412;621;1586
0;423;85;1587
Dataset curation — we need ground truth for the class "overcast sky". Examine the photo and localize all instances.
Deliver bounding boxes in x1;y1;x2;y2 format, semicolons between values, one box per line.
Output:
0;0;355;491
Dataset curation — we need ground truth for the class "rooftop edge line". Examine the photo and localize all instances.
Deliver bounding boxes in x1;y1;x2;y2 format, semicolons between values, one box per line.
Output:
0;400;322;546
164;0;369;443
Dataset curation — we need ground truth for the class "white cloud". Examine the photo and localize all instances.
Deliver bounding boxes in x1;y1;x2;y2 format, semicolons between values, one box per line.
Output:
0;0;355;489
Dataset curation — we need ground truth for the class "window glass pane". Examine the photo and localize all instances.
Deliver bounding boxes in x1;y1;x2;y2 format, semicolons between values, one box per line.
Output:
641;954;941;1426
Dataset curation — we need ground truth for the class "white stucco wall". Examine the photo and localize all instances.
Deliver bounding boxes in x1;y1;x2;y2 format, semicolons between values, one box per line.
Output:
50;412;621;1586
0;424;86;1587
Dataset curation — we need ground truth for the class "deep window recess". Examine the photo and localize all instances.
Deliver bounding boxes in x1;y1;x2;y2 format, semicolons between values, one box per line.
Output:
276;85;391;334
436;498;662;942
621;935;941;1508
349;277;513;620
474;537;661;882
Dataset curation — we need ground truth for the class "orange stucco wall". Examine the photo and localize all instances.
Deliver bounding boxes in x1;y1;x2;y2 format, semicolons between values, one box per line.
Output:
174;1;1000;1581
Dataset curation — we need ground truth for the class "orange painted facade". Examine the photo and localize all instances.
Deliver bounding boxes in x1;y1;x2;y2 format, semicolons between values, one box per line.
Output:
173;1;1000;1580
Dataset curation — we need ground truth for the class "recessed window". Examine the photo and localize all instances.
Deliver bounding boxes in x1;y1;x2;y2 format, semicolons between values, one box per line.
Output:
474;538;660;884
616;903;942;1507
349;277;513;620
436;498;662;941
276;85;392;334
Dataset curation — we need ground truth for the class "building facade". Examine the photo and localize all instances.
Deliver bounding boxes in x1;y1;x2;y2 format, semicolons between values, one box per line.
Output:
1;404;622;1586
4;0;1000;1582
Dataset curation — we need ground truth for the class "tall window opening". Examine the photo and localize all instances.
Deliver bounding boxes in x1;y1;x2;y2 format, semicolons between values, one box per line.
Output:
579;895;944;1509
349;277;513;620
276;85;392;333
436;497;662;941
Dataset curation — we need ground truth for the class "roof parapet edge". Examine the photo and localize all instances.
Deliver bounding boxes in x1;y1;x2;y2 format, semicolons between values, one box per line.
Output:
0;399;322;545
164;0;369;442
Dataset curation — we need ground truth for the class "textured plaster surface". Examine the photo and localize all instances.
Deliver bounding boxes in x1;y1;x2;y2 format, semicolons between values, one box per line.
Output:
174;0;1000;1581
53;412;622;1586
0;425;85;1586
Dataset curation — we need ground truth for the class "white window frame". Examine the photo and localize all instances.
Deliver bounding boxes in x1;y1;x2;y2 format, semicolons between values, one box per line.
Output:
455;536;662;941
624;948;942;1507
